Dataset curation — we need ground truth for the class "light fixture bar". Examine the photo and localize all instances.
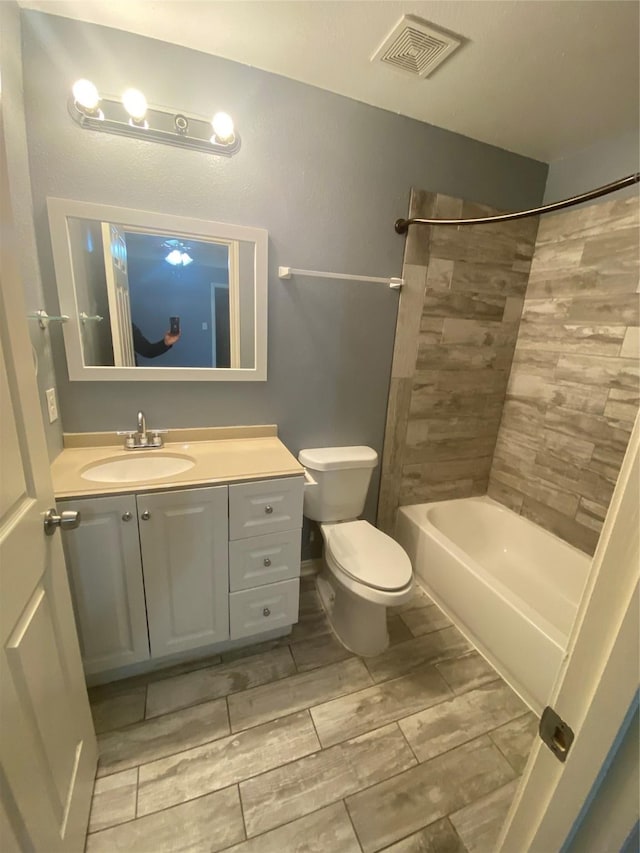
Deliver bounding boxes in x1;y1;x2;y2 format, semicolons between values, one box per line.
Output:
68;94;241;156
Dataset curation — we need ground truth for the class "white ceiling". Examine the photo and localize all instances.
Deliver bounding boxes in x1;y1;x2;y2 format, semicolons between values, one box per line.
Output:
19;0;640;162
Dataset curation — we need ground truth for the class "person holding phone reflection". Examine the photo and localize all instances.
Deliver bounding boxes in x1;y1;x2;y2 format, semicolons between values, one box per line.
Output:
132;319;180;363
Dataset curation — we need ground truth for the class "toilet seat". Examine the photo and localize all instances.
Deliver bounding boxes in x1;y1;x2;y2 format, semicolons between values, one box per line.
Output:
322;520;412;592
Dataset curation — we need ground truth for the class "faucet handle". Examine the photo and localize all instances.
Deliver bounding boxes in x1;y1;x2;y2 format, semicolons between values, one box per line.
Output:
149;429;168;447
116;430;137;449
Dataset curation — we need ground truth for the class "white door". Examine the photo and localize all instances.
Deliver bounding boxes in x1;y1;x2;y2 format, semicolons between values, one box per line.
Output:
137;486;230;657
0;120;97;851
58;494;150;675
499;413;639;851
101;222;135;366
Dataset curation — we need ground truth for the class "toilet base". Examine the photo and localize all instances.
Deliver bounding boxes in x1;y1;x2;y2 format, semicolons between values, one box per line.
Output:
316;568;390;657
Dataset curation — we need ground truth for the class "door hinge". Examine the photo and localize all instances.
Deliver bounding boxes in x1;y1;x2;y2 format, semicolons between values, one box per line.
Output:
539;706;575;763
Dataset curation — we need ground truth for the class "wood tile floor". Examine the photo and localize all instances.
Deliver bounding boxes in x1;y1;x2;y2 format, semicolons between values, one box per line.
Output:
85;576;538;853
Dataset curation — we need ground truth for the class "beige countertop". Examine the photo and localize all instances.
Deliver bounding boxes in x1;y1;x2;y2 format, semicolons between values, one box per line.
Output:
51;426;304;499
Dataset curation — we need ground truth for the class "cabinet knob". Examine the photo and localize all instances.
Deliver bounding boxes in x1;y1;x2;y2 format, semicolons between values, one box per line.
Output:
141;510;151;521
263;607;271;617
122;511;132;522
263;557;272;567
264;505;273;515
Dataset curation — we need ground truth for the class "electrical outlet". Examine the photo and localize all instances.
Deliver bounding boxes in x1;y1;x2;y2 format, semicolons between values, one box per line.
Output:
45;387;58;423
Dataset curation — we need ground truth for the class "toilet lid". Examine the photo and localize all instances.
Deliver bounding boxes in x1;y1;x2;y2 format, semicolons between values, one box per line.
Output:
324;521;412;591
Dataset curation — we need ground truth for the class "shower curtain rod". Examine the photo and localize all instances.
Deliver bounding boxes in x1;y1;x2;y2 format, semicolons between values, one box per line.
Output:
394;172;640;233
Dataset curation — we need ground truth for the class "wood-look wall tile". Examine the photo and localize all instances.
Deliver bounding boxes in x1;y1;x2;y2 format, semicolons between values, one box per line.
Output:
423;291;505;321
425;258;454;290
416;343;501;371
527;269;637;299
510;348;559;378
580;225;640;272
450;261;531;297
441;319;517;348
544;407;632;456
521;297;573;322
516;322;627;356
418;316;445;342
404;192;435;266
620;326;639;358
486;479;524;514
575;497;608;533
604;388;639;423
542;430;595;465
520;497;599;554
404;435;497;465
381;378;412;475
555;354;639;390
391;264;429;378
566;293;639;326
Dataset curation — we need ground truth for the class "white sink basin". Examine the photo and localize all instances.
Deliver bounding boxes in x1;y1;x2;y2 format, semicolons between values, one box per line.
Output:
81;454;195;483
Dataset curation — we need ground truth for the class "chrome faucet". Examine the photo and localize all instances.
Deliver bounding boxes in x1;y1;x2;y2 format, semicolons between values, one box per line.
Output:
117;410;167;450
137;410;147;443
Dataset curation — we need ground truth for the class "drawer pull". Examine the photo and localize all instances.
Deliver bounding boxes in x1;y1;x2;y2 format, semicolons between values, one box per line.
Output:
263;557;272;567
264;505;273;514
263;607;271;617
141;510;151;521
122;511;132;522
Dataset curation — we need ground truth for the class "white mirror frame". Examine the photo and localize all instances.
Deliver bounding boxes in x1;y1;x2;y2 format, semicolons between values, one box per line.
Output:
47;197;268;381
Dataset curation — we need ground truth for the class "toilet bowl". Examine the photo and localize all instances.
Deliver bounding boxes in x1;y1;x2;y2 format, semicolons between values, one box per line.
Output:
317;520;413;656
298;445;414;657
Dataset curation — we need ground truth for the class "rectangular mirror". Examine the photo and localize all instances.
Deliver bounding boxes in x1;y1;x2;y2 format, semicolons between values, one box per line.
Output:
47;198;268;380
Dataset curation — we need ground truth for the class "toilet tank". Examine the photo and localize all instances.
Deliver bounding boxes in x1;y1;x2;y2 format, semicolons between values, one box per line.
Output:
298;446;378;522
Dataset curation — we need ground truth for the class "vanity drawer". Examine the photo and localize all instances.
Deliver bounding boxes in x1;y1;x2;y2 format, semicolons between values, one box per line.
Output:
229;578;300;640
229;529;302;592
229;477;304;540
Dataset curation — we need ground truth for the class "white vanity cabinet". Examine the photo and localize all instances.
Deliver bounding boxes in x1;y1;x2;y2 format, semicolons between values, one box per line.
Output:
57;475;304;678
228;477;304;639
57;494;150;675
137;486;229;658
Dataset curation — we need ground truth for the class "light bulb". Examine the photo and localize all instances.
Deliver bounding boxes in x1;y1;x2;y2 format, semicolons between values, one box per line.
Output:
165;250;183;266
211;112;234;143
72;78;100;111
122;88;148;122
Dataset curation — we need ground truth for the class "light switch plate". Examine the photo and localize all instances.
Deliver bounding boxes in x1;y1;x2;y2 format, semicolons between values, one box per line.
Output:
45;387;58;423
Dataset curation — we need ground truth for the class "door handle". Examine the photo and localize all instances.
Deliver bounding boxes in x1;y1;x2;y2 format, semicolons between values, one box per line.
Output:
44;508;81;536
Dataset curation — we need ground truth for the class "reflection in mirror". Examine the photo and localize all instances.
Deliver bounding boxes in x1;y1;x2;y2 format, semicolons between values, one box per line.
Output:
68;220;255;369
47;198;268;381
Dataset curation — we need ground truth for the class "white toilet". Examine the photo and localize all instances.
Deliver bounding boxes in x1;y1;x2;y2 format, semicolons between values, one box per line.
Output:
298;446;413;656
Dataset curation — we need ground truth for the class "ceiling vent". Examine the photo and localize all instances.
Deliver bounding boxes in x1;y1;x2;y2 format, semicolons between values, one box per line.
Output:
372;15;463;79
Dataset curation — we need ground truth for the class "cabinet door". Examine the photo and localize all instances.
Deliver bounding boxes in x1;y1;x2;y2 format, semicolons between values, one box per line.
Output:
137;486;229;658
58;494;149;674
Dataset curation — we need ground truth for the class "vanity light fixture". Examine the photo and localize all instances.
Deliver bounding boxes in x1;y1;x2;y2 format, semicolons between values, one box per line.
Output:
68;79;240;156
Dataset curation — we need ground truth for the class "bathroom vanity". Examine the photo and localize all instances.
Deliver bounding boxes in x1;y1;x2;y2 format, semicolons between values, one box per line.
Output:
51;426;304;683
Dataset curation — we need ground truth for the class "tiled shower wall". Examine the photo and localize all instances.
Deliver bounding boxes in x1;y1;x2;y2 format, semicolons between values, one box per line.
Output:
488;195;640;554
377;191;539;533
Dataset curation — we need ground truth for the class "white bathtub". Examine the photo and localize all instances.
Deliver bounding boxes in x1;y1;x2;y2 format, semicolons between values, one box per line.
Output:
395;496;590;713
